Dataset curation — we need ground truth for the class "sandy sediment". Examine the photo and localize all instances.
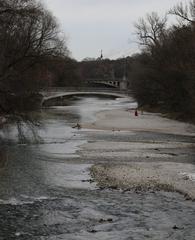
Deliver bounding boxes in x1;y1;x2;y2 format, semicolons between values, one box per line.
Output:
83;107;195;199
83;109;195;136
91;163;195;200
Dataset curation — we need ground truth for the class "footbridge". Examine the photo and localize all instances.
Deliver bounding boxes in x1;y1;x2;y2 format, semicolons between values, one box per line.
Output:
41;87;133;106
86;78;120;88
85;77;128;89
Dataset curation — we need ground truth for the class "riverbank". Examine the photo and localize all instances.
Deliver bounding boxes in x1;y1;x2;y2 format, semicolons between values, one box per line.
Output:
1;96;195;239
81;107;195;199
91;163;195;200
139;105;195;125
82;108;195;136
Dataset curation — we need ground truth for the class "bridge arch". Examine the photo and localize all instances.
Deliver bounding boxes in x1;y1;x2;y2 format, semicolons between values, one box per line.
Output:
41;88;131;107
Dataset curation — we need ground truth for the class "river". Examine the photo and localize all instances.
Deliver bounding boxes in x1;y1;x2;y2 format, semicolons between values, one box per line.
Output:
0;95;195;240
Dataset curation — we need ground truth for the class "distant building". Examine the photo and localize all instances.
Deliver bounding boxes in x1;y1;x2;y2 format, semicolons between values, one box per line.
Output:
97;50;103;61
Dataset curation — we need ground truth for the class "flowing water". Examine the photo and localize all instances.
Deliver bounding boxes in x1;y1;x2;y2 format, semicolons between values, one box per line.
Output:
0;96;195;240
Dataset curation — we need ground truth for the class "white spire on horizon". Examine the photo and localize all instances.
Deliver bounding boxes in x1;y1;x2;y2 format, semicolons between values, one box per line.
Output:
100;49;103;59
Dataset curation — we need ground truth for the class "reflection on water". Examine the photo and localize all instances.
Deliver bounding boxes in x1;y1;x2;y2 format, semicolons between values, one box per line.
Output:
65;96;137;123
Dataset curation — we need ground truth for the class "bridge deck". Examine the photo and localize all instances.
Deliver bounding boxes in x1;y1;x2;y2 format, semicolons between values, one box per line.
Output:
43;91;130;101
41;88;133;104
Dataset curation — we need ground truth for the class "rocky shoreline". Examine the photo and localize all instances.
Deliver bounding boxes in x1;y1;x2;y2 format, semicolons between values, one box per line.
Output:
84;107;195;200
90;163;195;200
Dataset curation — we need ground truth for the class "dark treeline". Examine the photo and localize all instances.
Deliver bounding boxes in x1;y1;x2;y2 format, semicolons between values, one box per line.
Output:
47;57;130;88
0;0;70;120
78;58;129;83
130;1;195;122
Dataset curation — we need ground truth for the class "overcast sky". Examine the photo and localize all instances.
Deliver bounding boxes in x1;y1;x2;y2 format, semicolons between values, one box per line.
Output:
42;0;184;61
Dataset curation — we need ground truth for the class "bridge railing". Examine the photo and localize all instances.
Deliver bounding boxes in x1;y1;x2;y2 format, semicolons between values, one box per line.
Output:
40;87;134;98
41;87;120;92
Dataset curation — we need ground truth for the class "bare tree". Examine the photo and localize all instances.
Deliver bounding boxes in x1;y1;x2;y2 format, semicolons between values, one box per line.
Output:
0;0;69;114
0;0;68;89
169;1;195;24
0;0;70;141
134;12;167;49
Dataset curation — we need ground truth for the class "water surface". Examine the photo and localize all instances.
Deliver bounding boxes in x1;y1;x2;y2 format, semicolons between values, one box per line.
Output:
0;96;195;240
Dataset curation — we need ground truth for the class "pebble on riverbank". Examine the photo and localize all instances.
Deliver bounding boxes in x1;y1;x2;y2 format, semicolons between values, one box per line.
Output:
90;163;195;201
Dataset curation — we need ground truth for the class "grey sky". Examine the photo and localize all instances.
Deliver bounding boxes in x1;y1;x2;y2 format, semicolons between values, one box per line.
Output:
42;0;184;61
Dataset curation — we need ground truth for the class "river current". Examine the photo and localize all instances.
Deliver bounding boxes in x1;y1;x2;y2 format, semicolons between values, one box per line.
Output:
0;96;195;240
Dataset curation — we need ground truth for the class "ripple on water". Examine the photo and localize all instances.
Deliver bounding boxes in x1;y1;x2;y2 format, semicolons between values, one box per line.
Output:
0;96;195;240
0;190;195;240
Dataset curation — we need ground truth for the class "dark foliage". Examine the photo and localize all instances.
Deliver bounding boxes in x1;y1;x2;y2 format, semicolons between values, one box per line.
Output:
0;0;70;140
0;0;69;115
131;1;195;121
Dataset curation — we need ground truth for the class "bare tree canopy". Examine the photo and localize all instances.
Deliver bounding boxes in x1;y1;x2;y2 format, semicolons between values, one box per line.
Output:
0;0;69;89
0;0;72;140
132;2;195;122
0;0;70;115
169;0;195;24
134;12;167;49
